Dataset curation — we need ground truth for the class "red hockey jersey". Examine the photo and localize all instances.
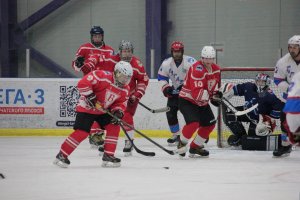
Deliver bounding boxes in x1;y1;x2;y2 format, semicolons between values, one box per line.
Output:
179;60;221;106
76;70;129;115
72;42;114;74
84;54;149;99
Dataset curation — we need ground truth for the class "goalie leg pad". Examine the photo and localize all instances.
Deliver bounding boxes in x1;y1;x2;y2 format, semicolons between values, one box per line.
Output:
241;134;279;151
226;121;247;137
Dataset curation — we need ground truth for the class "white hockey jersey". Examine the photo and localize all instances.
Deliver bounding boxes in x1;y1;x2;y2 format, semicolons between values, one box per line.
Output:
274;53;300;99
283;71;300;133
157;55;196;90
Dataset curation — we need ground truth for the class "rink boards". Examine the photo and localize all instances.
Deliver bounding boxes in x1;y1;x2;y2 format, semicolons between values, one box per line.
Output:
0;78;218;137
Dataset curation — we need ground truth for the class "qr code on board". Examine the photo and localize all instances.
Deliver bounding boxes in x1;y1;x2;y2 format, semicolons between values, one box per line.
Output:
59;86;79;117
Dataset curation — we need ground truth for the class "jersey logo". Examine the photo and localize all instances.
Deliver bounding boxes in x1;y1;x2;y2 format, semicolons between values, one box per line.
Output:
196;65;203;71
104;91;120;108
207;79;216;91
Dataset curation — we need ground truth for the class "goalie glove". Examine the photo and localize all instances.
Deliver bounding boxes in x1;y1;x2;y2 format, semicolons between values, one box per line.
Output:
219;83;235;100
256;115;276;136
256;123;272;136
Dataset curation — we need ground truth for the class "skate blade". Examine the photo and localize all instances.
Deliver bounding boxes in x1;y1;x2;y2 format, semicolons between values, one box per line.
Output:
174;146;188;155
90;144;99;149
53;159;69;168
101;161;121;168
272;153;291;158
188;154;209;158
167;142;178;147
124;152;132;157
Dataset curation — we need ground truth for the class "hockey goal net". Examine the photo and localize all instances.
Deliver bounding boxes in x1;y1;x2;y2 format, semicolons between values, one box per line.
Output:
217;67;284;148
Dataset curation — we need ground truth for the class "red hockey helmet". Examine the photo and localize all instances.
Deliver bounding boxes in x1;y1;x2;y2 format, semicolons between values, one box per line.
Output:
171;41;184;51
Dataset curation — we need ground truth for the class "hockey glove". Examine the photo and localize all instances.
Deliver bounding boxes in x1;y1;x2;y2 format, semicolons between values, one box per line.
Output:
211;91;222;107
162;86;173;98
75;56;85;68
85;93;97;108
111;110;124;124
129;95;137;104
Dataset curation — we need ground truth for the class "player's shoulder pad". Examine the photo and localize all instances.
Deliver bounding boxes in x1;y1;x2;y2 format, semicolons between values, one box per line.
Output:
131;56;144;67
277;53;291;66
184;55;197;64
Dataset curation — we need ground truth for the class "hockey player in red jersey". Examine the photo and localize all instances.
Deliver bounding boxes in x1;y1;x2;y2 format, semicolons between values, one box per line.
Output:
72;26;114;75
83;40;149;156
177;46;221;157
71;26;115;149
53;61;133;168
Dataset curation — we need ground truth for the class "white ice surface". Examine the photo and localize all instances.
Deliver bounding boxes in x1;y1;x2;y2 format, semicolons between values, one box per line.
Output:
0;137;299;200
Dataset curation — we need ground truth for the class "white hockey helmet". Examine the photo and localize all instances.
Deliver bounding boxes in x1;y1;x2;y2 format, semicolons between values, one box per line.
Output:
114;61;133;87
288;35;300;46
201;46;216;59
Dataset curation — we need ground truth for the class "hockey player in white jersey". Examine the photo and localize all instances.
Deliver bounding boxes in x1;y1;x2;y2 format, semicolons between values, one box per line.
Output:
158;41;196;145
273;35;300;157
282;71;300;152
274;35;300;100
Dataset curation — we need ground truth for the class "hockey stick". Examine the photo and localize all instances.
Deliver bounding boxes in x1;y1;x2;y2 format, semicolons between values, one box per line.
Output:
95;103;175;155
221;97;258;116
138;102;170;113
119;123;155;157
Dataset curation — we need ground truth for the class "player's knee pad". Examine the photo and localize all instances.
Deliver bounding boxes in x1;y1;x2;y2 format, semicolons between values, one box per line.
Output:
104;124;120;138
182;122;199;139
197;124;215;138
70;129;90;142
222;108;237;125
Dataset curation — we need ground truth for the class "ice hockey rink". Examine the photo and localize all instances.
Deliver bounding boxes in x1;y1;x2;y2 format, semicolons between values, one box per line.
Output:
0;137;299;200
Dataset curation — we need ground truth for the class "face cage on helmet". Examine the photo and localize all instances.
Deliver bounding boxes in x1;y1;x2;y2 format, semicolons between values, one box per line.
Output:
114;70;131;87
256;78;270;93
120;49;133;62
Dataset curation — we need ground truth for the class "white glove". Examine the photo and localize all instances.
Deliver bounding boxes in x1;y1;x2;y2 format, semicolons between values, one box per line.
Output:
219;83;235;99
256;122;271;136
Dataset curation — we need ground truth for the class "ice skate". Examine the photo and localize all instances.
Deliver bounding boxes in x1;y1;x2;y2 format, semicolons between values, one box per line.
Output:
101;153;121;168
89;131;105;149
53;152;70;168
189;146;209;158
167;135;179;146
273;144;292;157
176;140;188;157
98;145;104;156
123;140;133;157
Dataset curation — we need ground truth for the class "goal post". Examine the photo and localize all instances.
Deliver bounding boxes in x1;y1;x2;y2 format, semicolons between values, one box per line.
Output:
217;67;282;148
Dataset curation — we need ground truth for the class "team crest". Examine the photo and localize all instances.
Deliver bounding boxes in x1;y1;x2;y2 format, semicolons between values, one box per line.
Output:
104;91;120;108
207;79;216;91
